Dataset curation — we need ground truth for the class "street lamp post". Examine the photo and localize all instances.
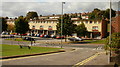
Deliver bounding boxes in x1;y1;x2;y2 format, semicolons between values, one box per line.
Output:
61;2;65;48
109;0;112;63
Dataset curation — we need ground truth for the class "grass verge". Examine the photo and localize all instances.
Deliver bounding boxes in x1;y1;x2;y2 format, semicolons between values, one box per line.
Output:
5;38;28;42
1;44;62;57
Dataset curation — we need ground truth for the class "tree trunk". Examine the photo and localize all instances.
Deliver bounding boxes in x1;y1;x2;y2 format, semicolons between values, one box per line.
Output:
65;35;67;42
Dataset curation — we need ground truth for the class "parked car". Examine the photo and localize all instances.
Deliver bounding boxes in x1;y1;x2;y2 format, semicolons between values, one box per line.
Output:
20;33;27;36
0;32;10;38
35;34;40;37
50;35;56;38
44;35;50;38
56;36;65;39
10;34;14;38
68;37;83;41
40;34;44;37
22;37;35;41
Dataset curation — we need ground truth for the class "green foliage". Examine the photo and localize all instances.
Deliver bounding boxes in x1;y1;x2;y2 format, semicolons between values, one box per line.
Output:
103;9;116;19
57;14;77;36
26;11;38;20
15;16;29;34
75;22;88;37
105;33;120;50
88;8;116;20
0;17;8;31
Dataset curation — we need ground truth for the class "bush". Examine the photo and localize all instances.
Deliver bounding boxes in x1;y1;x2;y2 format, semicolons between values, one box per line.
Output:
105;33;120;50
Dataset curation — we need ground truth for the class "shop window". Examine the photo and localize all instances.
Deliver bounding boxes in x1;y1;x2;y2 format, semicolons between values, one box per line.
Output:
92;26;98;31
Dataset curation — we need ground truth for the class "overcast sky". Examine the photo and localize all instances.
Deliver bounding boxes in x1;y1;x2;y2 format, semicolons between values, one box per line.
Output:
1;0;120;18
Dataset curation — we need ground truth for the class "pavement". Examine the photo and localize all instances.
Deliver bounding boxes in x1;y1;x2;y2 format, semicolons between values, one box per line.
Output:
73;51;116;67
1;38;116;67
2;48;114;66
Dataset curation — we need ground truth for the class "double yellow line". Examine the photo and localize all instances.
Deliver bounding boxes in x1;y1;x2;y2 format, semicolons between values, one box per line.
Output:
73;52;106;67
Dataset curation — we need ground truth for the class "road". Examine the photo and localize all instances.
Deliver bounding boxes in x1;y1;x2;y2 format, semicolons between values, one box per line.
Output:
2;48;104;66
1;38;106;66
1;38;104;49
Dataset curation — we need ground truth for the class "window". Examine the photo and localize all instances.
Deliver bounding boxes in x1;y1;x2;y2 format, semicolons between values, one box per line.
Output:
86;21;88;24
48;26;52;30
90;21;92;24
94;21;97;24
98;22;101;24
32;25;35;28
32;25;35;29
40;25;43;28
92;26;98;31
40;25;44;30
48;26;52;28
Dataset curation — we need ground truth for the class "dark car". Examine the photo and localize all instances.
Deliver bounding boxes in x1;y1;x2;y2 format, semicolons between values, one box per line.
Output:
20;33;27;36
44;35;51;38
34;34;40;37
23;37;35;41
68;37;83;41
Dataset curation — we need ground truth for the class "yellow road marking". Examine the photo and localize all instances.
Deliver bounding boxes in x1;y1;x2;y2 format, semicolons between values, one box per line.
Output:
73;51;106;67
1;52;65;62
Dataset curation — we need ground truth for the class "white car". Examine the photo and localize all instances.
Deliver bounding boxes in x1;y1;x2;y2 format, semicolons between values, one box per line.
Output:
68;37;83;41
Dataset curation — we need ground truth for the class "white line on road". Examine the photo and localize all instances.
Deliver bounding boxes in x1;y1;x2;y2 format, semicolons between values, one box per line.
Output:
73;51;106;67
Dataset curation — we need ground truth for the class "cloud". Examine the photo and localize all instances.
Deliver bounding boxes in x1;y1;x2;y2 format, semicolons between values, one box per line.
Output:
1;1;119;18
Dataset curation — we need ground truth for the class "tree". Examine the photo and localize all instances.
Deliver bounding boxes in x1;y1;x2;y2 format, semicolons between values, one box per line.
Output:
103;9;116;19
88;8;101;20
75;22;88;37
15;16;29;36
0;17;8;32
89;8;116;20
26;11;38;20
7;24;15;32
56;14;77;42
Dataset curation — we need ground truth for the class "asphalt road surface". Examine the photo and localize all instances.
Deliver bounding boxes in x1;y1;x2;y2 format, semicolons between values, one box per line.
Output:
1;38;104;49
1;38;106;67
2;48;104;66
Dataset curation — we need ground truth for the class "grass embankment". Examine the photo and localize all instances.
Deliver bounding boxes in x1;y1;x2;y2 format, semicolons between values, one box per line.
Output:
1;44;62;57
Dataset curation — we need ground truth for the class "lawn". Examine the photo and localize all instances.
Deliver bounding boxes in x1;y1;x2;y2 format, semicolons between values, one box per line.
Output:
5;38;28;42
1;44;62;57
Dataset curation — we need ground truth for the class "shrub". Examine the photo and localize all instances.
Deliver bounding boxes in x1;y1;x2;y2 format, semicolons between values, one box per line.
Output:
105;33;120;50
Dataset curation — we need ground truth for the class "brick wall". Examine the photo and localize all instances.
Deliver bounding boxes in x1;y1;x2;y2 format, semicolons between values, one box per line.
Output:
112;16;120;33
101;19;107;38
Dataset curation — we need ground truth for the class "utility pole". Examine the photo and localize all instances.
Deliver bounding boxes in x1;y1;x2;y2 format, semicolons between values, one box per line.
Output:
61;2;65;48
109;0;112;63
